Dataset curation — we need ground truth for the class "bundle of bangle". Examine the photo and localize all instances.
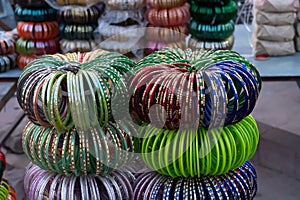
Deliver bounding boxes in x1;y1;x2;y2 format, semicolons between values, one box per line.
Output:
16;37;59;55
133;161;257;200
6;185;17;200
132;48;261;129
135;115;259;177
58;2;105;25
22;120;136;175
107;0;146;10
59;39;99;54
15;0;49;8
189;19;235;41
146;3;190;27
0;54;16;73
188;35;234;50
193;0;231;6
17;21;59;40
0;34;15;55
147;0;186;9
59;23;98;40
145;40;186;55
190;0;238;24
17;51;136;130
24;163;135;199
145;25;188;43
0;179;10;200
15;6;57;22
17;54;38;69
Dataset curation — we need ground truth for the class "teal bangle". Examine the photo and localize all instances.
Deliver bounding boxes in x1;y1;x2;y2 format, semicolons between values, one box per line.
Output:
14;6;56;22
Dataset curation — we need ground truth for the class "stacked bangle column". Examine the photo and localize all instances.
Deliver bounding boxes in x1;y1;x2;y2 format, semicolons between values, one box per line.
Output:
188;0;237;50
15;0;59;69
145;0;190;54
0;31;17;73
130;48;262;199
57;2;105;53
97;0;147;59
17;50;138;199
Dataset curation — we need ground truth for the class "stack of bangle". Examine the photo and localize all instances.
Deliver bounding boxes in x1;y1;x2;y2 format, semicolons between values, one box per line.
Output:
59;38;99;54
6;185;17;200
135;115;259;177
22;120;136;175
107;0;146;10
54;0;95;6
132;48;261;128
15;0;49;8
24;163;135;200
15;6;57;22
16;37;59;55
59;23;98;40
17;21;59;40
147;0;186;9
0;31;17;73
17;51;136;130
133;161;257;199
189;0;237;49
0;54;17;73
0;179;10;200
145;24;188;43
16;54;38;69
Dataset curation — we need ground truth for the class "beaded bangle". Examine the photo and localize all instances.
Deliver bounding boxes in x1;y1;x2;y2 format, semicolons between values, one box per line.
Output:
146;3;190;27
133;48;261;128
136;115;259;177
145;24;188;43
0;54;16;73
16;54;38;69
190;0;238;24
189;19;235;41
147;0;186;9
107;0;146;10
59;38;99;54
0;33;15;55
24;164;134;199
15;6;57;22
17;21;59;40
59;23;98;40
16;37;59;55
188;35;234;50
133;161;257;199
15;0;49;8
58;3;105;24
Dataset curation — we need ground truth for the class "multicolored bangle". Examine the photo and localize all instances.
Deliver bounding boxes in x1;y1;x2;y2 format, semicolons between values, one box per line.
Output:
190;0;238;24
189;19;235;41
14;6;57;22
0;179;10;200
16;54;37;69
0;32;15;55
24;163;135;199
59;23;98;40
107;0;146;10
59;38;99;54
17;21;59;40
145;24;188;43
135;115;259;177
133;48;261;129
0;54;16;73
145;40;186;55
133;161;257;199
16;37;59;55
58;2;105;25
146;3;190;26
147;0;186;9
188;35;234;50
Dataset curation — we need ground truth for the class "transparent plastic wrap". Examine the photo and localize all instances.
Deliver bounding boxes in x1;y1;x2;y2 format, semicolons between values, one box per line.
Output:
252;37;295;56
254;9;296;25
105;0;146;10
253;23;295;42
59;38;100;53
254;0;299;12
45;0;102;8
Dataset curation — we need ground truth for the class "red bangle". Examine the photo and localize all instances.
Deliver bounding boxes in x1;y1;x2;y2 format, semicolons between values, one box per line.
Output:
146;3;190;27
0;151;6;170
17;21;59;40
17;54;38;69
0;32;15;55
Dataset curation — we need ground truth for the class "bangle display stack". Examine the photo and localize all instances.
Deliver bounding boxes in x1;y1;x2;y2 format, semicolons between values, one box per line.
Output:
15;0;59;69
17;49;138;199
0;151;17;200
130;48;262;199
97;0;147;60
145;0;190;54
57;2;105;53
0;31;17;73
188;0;237;50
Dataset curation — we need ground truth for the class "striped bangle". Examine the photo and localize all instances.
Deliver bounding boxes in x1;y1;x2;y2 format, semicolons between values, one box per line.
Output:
16;54;37;69
16;37;59;55
147;0;186;9
17;21;59;40
0;32;15;55
0;54;16;73
59;38;99;54
59;23;98;40
145;24;188;43
188;35;234;50
14;6;57;22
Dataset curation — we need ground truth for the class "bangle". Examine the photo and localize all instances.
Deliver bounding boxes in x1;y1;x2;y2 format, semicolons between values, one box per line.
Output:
145;24;188;43
24;164;135;199
188;35;234;50
58;3;105;24
54;0;91;6
190;0;238;24
0;54;16;73
147;0;186;9
14;6;57;22
133;161;257;199
16;54;37;69
16;37;59;55
17;21;59;40
193;0;231;6
146;3;190;26
0;32;15;55
59;38;99;54
59;23;98;40
145;40;186;55
107;0;146;10
189;19;235;41
15;0;49;8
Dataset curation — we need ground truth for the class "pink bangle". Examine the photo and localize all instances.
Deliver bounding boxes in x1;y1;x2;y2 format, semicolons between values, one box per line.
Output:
145;24;188;42
147;0;186;9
